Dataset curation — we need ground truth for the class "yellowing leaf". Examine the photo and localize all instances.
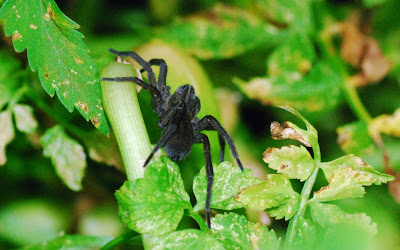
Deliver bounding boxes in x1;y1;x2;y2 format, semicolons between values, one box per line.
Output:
12;104;38;134
40;125;86;191
371;109;400;137
263;145;315;181
0;111;14;165
311;168;365;202
337;121;376;155
320;154;394;185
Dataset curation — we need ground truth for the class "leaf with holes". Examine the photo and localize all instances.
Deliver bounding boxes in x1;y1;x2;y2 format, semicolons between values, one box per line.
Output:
263;145;315;181
0;0;110;134
193;161;261;212
115;158;191;236
40;125;86;191
236;174;300;220
320;155;394;185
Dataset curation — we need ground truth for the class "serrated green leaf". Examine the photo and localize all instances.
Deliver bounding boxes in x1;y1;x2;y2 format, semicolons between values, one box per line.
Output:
268;33;315;84
309;202;377;236
289;217;316;249
0;0;110;134
40;125;86;191
337;121;376;155
237;60;342;113
159;4;279;59
311;168;365;203
211;213;281;250
0;111;14;165
151;229;224;250
193;161;261;211
115;158;191;236
263;145;315;181
253;0;313;33
320;154;394;185
21;235;112;250
12;104;38;134
236;174;300;220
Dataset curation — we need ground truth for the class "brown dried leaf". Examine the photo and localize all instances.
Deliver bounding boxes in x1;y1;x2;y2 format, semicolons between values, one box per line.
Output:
361;38;392;83
340;22;365;67
270;121;312;147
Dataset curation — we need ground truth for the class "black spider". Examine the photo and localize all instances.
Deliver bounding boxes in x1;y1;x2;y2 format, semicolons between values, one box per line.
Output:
102;49;244;228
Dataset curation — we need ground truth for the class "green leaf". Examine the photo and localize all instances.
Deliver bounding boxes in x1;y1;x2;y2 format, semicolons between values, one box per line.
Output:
12;104;38;134
21;235;112;250
193;161;261;211
253;0;313;33
311;168;365;203
237;60;342;113
289;217;316;249
211;213;281;250
115;157;191;236
363;0;391;7
236;174;300;220
337;121;376;155
267;33;315;84
0;0;110;134
40;125;86;191
0;111;14;165
263;145;315;181
159;4;279;59
309;202;377;236
320;155;394;185
151;229;224;250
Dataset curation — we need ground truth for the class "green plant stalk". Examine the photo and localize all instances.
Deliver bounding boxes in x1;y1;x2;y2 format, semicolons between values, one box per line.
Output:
285;143;321;248
100;61;153;180
343;80;372;123
101;231;139;250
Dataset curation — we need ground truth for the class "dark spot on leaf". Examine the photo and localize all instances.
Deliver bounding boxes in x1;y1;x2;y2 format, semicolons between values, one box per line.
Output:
44;72;49;81
92;116;100;127
280;164;288;170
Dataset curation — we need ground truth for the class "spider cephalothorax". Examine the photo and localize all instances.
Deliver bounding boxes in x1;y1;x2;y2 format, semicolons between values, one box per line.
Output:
102;49;243;228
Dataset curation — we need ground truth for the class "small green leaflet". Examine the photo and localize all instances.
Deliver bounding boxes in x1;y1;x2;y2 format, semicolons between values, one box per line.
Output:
193;161;261;211
309;202;377;236
0;0;110;134
289;217;316;249
151;229;224;250
40;125;86;191
21;235;112;250
310;168;365;203
236;174;300;220
212;213;280;250
0;111;14;165
12;104;38;134
263;145;315;181
337;121;376;155
115;158;191;236
320;154;394;185
151;213;281;250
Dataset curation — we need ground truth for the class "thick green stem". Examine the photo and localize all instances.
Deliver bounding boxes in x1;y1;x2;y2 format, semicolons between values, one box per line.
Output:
285;143;321;248
343;79;372;123
100;62;153;180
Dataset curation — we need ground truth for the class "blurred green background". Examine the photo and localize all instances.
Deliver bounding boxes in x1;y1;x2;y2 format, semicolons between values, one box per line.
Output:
0;0;399;249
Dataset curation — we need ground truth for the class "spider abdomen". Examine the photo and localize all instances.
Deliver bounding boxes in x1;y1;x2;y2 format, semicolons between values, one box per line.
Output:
164;120;194;161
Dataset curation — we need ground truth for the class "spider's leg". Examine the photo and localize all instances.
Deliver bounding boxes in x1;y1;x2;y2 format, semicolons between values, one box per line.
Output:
148;59;170;99
195;115;243;171
218;134;225;163
195;133;214;229
143;123;177;167
101;77;161;99
108;49;158;87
